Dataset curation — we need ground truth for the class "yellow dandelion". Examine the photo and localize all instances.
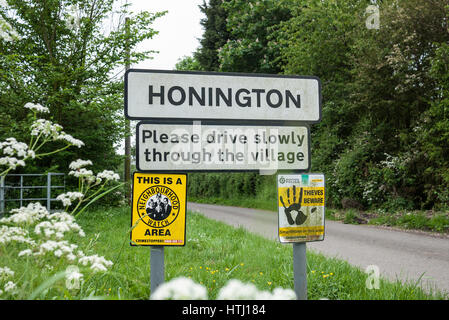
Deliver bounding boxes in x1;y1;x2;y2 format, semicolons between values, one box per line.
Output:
311;270;316;274
199;266;202;269
240;263;244;266
225;268;230;271
330;273;334;276
259;272;263;276
267;281;272;285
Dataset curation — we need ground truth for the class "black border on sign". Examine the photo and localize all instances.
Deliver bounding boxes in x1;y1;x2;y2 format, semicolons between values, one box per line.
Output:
124;68;322;125
130;172;188;247
276;173;326;244
135;120;312;173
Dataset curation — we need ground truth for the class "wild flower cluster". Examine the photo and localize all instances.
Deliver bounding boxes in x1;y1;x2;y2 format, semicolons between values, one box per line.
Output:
1;102;122;217
24;102;49;113
0;138;35;170
0;202;113;298
30;118;83;148
56;192;84;207
63;159;122;216
0;266;16;297
0;103;84;176
150;277;208;300
0;101;121;299
150;277;297;300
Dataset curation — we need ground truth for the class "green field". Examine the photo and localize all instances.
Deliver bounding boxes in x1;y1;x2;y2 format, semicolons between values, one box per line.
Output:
1;205;446;300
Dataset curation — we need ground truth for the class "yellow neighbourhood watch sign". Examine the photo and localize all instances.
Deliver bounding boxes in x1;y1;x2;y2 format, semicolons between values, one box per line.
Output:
130;172;187;246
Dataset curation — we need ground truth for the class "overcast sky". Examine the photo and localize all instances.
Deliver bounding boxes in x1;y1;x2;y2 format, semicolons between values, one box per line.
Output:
129;0;204;70
118;1;205;155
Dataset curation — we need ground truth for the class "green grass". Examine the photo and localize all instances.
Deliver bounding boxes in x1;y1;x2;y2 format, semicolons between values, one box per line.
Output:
325;207;449;233
369;211;449;233
1;205;447;300
72;206;446;299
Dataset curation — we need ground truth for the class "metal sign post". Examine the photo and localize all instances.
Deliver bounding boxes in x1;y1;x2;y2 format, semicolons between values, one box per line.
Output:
293;242;307;300
277;173;326;300
150;246;164;295
130;172;187;298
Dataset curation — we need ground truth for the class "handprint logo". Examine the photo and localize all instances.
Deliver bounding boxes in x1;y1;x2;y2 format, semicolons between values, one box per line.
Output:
280;186;317;225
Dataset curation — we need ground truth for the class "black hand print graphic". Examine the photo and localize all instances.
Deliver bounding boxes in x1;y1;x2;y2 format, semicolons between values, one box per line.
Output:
280;186;317;225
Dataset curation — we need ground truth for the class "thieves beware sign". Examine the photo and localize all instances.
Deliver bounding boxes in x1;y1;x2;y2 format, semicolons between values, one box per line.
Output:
125;69;321;124
277;173;325;243
130;172;187;246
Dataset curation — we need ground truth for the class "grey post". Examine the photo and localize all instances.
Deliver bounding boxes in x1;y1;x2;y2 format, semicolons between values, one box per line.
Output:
19;175;23;207
0;176;4;216
293;242;308;300
47;173;52;212
150;246;164;297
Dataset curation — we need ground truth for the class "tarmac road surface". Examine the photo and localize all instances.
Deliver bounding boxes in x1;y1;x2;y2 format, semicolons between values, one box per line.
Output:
188;202;449;296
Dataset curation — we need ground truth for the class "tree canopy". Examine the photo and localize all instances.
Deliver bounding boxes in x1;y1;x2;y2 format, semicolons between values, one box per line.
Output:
0;0;165;174
181;0;449;211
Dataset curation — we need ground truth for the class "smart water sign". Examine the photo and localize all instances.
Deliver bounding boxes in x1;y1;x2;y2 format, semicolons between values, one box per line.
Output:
125;69;321;123
277;174;325;243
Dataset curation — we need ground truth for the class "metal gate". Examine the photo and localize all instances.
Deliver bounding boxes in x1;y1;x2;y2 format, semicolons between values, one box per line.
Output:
0;173;65;216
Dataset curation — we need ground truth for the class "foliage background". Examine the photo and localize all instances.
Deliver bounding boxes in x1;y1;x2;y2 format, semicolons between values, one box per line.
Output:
178;0;449;212
0;0;164;179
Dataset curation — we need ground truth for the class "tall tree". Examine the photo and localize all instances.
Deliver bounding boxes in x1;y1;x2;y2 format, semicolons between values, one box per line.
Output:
0;0;165;174
194;0;231;71
218;0;294;73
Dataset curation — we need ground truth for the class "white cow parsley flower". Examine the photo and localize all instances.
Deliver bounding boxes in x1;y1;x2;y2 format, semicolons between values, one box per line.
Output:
30;119;63;138
0;138;34;170
56;192;84;207
69;159;92;170
96;170;120;182
217;279;260;300
4;281;16;293
0;226;35;246
78;254;113;273
24;102;49;113
0;266;15;279
1;202;49;225
34;211;85;238
150;277;208;300
56;133;84;148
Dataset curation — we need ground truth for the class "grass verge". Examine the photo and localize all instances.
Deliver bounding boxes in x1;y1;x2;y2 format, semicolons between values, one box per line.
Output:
2;205;446;299
68;206;446;300
326;208;449;234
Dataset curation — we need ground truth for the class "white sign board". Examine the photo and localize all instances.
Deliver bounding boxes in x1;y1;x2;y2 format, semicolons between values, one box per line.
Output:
277;173;325;243
125;69;321;123
136;122;310;172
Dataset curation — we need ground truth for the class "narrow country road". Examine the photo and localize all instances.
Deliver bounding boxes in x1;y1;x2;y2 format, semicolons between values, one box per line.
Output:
188;202;449;296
